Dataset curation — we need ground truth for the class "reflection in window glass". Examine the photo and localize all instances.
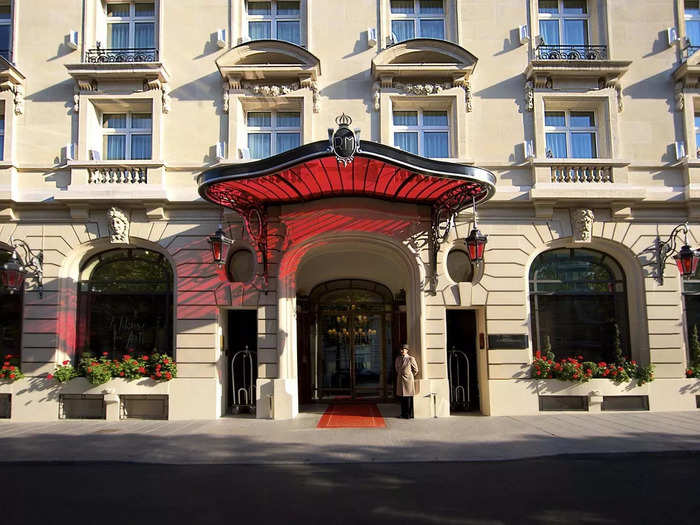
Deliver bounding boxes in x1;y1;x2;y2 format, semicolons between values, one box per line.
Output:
0;250;21;362
77;249;173;359
529;248;629;363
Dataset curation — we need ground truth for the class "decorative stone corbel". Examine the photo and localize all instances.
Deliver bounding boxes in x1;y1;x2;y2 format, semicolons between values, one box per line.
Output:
143;78;163;91
76;79;97;92
107;207;130;244
571;208;594;243
227;76;242;90
299;77;320;113
531;74;551;89
13;85;24;116
675;81;685;112
223;83;231;113
380;75;393;89
524;80;534;112
0;81;25;116
601;79;623;112
453;77;472;112
372;82;380;112
162;84;171;114
73;91;80;113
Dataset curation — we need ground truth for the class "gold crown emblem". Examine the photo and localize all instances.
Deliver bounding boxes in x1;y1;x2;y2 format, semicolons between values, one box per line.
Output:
335;113;352;127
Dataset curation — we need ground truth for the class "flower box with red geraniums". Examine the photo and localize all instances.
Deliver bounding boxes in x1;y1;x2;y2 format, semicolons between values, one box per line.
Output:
531;351;654;387
0;355;24;383
48;352;177;387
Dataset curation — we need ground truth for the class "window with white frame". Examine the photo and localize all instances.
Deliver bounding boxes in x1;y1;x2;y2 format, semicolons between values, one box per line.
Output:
102;112;152;160
246;111;301;159
686;1;700;47
393;109;449;158
390;0;445;42
544;110;597;159
105;2;155;50
247;1;301;45
0;3;11;62
538;0;588;48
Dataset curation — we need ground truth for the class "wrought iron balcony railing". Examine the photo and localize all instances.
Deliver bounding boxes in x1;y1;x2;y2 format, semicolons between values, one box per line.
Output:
535;44;608;61
685;45;700;59
85;48;158;63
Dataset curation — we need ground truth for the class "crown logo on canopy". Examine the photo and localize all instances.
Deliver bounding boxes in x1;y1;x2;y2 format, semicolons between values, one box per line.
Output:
335;113;352;127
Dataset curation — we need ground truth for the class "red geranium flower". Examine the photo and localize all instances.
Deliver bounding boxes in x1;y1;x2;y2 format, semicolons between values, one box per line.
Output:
63;360;70;366
102;352;109;356
138;367;146;374
123;355;131;361
47;373;54;380
9;374;15;379
119;372;125;377
165;372;172;379
142;355;149;361
156;372;162;378
87;367;93;373
3;361;9;366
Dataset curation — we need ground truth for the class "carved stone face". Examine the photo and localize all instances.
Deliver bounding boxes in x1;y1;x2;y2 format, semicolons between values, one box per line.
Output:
572;208;594;242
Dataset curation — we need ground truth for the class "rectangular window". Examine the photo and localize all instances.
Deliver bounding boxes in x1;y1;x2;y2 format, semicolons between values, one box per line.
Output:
393;109;449;158
102;112;152;160
538;0;588;48
0;4;11;61
544;110;597;158
695;113;700;157
687;1;700;47
390;0;445;42
246;111;301;159
106;2;155;49
247;1;301;45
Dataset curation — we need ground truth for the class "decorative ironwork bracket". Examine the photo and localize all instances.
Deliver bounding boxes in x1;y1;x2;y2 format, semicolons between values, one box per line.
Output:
208;187;269;287
9;237;44;298
654;222;690;285
428;185;481;295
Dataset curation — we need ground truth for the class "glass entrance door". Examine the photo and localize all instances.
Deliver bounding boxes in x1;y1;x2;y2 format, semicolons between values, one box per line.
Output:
309;280;395;400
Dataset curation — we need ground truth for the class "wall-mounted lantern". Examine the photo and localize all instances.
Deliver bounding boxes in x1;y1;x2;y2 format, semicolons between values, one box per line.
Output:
208;225;233;268
655;222;700;284
0;238;44;297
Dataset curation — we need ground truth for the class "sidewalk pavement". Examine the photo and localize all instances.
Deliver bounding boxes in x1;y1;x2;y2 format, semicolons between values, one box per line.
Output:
1;405;699;465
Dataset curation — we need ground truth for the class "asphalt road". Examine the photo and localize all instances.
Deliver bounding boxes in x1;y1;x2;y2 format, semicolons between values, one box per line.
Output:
2;453;698;524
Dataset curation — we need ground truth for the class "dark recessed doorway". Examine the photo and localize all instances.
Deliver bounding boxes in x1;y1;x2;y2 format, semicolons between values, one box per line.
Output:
446;310;480;413
227;310;257;414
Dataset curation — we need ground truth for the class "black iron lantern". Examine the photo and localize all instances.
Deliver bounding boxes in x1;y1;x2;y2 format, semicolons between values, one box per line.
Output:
655;222;700;284
465;227;487;263
208;226;233;267
1;254;26;294
674;244;700;278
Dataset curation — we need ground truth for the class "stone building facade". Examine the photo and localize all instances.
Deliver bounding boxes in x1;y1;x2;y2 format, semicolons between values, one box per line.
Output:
1;0;699;421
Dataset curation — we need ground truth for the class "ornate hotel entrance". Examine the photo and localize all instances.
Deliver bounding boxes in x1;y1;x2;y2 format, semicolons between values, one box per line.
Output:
297;280;404;402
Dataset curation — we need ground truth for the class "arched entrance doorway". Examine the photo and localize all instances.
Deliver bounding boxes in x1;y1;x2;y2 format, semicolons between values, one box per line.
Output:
297;279;405;403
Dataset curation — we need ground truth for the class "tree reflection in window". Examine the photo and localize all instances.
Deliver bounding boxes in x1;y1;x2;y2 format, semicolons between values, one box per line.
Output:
0;249;22;362
529;248;630;363
682;258;700;357
77;249;173;360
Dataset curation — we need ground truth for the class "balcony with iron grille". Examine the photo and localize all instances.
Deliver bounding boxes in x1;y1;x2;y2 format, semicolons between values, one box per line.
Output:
526;42;631;90
535;44;608;61
66;44;169;91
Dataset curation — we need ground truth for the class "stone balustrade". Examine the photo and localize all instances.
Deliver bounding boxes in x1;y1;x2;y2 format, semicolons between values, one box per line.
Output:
88;166;148;185
550;165;613;184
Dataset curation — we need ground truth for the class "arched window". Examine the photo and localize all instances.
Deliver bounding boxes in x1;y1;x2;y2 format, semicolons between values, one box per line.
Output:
529;248;629;363
77;248;173;359
0;248;22;362
682;263;700;354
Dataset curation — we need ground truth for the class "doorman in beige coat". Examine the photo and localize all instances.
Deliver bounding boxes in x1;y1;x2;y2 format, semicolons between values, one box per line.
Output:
395;344;419;418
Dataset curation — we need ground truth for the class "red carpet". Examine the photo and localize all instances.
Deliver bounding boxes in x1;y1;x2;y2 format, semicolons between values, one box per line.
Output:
316;403;386;429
